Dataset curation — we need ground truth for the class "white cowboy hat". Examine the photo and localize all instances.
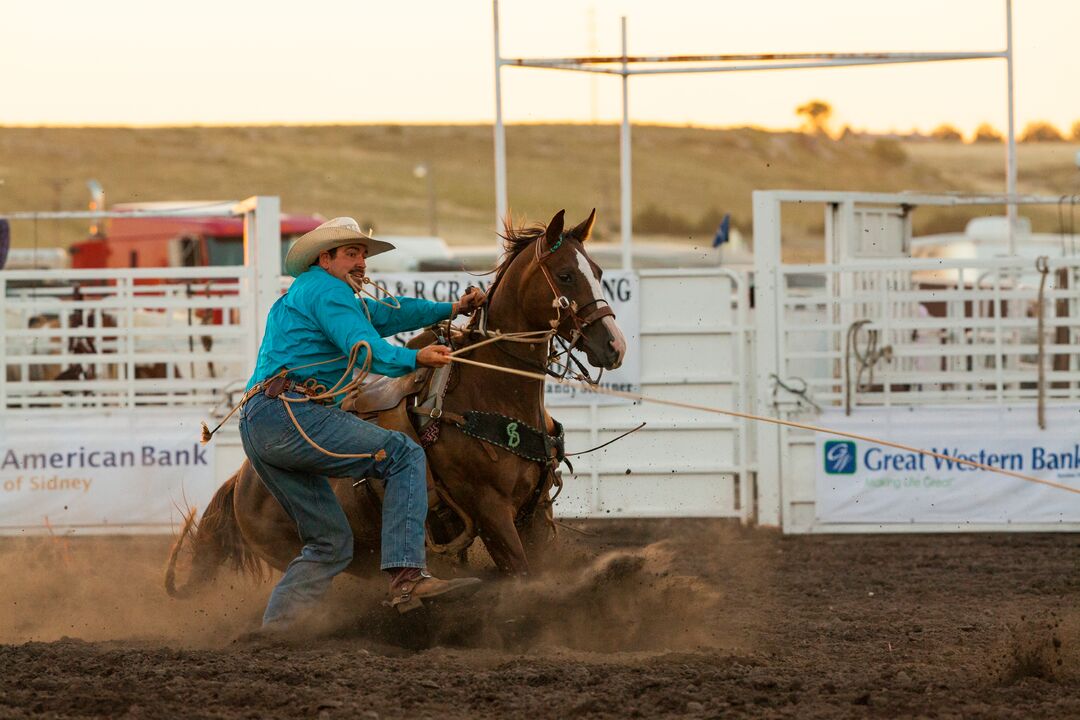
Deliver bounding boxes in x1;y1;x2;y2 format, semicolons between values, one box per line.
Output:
283;216;395;277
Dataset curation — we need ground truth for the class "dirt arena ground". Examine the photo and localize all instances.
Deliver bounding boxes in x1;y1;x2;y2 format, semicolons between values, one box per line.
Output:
2;520;1080;719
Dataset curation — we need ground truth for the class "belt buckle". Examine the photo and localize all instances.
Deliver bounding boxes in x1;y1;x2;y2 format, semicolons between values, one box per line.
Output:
264;375;288;399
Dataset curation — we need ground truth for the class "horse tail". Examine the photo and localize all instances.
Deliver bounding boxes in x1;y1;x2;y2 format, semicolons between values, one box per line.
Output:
164;469;264;599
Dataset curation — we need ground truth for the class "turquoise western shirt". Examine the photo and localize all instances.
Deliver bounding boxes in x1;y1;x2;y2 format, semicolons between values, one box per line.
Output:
246;266;452;397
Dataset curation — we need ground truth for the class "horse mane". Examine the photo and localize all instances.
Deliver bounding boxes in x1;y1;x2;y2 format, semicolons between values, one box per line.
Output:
493;218;547;283
467;219;547;319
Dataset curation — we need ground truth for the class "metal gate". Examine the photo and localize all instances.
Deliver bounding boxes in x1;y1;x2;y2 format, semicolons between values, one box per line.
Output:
753;190;1080;532
554;268;753;520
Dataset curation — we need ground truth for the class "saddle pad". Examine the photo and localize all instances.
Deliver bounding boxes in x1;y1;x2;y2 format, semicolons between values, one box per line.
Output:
458;411;561;463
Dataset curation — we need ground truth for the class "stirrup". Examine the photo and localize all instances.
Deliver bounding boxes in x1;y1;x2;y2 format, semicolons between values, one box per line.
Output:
387;594;424;614
384;569;432;614
384;570;481;614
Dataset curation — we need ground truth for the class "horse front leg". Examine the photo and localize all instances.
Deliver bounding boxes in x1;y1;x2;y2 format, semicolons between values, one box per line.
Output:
471;487;530;575
517;493;557;571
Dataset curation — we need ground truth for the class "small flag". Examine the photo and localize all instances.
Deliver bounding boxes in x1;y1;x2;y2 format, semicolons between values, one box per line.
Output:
712;213;731;248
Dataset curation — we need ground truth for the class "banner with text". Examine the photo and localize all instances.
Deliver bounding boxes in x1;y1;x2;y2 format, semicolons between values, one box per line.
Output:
369;271;640;405
815;405;1080;524
0;411;215;531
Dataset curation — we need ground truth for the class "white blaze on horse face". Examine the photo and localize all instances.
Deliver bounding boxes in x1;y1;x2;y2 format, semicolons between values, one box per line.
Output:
574;249;626;368
573;248;605;307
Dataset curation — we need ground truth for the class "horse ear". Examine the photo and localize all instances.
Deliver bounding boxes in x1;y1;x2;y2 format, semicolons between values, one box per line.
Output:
545;209;566;249
567;208;596;243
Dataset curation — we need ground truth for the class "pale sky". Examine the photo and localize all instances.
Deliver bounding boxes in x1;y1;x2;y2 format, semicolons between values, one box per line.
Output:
2;0;1077;135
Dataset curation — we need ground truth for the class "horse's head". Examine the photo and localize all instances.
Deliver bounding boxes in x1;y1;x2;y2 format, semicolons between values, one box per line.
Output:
495;209;626;371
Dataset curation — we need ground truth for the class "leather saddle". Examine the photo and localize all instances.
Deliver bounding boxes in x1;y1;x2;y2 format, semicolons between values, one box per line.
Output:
343;367;432;416
341;363;452;510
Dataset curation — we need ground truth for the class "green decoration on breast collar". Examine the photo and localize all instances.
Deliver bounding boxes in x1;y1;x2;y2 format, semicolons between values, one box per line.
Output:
506;422;521;448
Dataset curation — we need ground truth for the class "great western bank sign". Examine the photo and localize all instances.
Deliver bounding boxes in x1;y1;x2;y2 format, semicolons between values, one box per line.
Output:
815;405;1080;524
0;410;215;532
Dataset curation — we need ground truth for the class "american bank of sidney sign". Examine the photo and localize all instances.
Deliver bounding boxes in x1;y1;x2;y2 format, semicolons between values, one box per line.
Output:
815;405;1080;525
368;271;641;406
0;411;216;532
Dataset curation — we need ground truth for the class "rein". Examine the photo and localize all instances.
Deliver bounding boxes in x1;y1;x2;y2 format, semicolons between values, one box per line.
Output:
470;230;615;386
532;231;616;380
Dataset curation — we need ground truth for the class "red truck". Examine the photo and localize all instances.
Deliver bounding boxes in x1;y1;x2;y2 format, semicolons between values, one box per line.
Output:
69;201;322;269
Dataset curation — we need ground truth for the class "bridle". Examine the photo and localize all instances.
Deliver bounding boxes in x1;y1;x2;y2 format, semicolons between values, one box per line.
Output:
533;231;616;351
472;230;616;384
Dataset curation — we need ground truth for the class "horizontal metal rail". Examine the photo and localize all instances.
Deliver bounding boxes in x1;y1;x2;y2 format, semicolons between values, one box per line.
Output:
503;51;1006;77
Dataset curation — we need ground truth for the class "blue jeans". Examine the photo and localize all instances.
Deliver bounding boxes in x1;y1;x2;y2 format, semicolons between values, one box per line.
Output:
239;390;428;626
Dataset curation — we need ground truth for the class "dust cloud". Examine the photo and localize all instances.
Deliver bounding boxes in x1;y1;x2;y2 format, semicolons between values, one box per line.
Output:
0;520;763;654
0;534;267;647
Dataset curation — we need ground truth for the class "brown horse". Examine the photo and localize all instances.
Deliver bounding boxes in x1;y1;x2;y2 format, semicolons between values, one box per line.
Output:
165;209;626;596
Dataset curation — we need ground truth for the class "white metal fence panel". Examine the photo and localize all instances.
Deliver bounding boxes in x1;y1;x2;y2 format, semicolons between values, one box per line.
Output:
1;266;254;411
553;269;753;520
776;256;1080;532
754;190;1080;533
780;257;1080;409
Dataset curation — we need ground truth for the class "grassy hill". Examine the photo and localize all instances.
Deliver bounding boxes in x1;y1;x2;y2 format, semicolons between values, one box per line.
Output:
1;124;1078;261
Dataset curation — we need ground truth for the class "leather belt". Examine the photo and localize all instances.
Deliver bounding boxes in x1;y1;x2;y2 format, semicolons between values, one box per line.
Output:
261;375;332;404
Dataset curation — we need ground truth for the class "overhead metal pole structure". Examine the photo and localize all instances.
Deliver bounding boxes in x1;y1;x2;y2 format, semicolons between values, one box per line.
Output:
1005;0;1018;254
492;1;1019;258
619;17;632;270
492;0;508;230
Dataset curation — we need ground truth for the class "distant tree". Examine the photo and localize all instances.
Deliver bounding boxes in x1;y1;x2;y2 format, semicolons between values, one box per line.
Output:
1071;120;1080;142
931;124;963;142
1020;121;1064;143
972;123;1003;143
795;100;833;135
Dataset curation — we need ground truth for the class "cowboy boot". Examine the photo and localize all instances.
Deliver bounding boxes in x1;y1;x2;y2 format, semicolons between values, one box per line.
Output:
387;568;481;613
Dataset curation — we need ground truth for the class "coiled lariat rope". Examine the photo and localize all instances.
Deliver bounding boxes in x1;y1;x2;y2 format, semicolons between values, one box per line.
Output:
277;340;383;460
201;340;385;460
446;353;1080;497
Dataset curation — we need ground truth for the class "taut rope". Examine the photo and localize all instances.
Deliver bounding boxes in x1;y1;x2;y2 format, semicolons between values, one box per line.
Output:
447;354;1080;497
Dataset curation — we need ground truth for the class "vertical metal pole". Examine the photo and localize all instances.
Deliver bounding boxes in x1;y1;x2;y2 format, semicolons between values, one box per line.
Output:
752;191;783;528
492;0;508;235
237;196;281;373
619;16;633;271
587;6;599;123
426;169;438;237
1005;0;1018;254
